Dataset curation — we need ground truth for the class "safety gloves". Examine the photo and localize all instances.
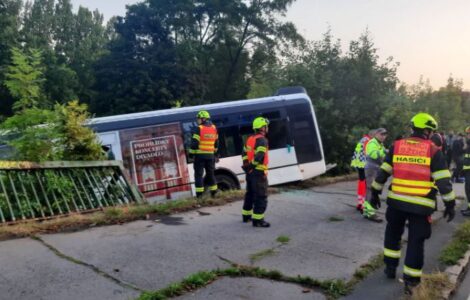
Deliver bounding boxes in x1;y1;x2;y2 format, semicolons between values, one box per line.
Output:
370;189;381;209
443;202;456;223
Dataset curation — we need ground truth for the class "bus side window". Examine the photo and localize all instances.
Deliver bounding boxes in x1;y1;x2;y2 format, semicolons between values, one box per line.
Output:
287;102;322;163
217;126;239;158
182;121;197;161
267;120;288;150
239;124;252;148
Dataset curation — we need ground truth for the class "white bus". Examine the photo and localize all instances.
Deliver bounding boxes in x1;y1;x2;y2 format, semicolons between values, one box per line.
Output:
89;87;326;202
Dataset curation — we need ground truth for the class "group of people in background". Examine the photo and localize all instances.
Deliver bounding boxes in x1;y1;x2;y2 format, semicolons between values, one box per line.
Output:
351;124;470;222
350;113;470;295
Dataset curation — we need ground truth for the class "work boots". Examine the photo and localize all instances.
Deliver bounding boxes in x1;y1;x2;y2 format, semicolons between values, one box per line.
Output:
404;280;419;295
242;215;252;223
364;214;383;223
461;208;470;216
384;266;396;279
252;219;270;228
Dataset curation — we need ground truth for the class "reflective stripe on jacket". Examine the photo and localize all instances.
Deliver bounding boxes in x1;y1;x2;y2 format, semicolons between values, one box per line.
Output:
391;138;433;197
372;135;455;216
244;134;269;173
365;138;386;168
198;125;217;154
351;135;371;168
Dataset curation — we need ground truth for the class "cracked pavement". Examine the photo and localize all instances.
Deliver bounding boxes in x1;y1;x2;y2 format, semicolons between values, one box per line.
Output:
0;181;465;300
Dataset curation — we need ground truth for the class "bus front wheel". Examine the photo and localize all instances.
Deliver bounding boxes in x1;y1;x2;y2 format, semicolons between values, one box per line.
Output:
215;173;239;191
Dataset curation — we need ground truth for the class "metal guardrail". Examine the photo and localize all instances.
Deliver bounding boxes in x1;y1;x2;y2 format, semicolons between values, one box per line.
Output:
0;160;143;224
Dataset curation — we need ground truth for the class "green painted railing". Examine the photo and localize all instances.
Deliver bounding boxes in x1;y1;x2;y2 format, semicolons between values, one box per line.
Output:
0;160;143;223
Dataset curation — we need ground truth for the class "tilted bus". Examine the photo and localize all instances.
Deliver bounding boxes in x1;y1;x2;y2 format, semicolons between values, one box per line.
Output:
88;87;326;202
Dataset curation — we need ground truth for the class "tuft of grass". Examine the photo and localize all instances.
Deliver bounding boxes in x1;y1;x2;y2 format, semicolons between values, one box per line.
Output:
103;207;123;219
318;279;349;298
410;272;454;300
181;271;217;289
249;248;276;263
350;254;384;282
276;235;290;244
328;216;344;222
137;271;217;300
439;220;470;265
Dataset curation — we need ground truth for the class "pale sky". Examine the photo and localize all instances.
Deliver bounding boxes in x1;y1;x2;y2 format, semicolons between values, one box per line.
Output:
72;0;470;90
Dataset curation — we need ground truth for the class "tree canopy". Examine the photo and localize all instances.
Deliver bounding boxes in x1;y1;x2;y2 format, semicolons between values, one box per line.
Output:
0;0;469;170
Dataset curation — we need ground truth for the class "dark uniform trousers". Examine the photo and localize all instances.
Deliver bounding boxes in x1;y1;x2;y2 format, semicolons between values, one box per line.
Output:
194;156;216;193
384;206;431;283
465;171;470;203
242;171;268;216
357;168;366;181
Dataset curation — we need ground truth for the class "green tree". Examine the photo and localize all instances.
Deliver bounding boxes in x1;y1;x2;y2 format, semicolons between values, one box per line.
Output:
0;0;22;117
269;30;402;172
21;0;55;49
0;107;58;161
92;0;303;115
54;100;103;161
92;2;184;115
5;47;47;112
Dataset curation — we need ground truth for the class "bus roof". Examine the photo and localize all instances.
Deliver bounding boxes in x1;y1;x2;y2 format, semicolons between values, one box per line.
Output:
89;93;310;127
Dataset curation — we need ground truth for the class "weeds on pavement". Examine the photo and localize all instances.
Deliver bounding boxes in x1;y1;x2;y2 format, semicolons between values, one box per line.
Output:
439;220;470;265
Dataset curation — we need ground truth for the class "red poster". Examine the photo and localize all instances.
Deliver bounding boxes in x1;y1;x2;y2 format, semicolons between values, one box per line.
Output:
119;123;191;201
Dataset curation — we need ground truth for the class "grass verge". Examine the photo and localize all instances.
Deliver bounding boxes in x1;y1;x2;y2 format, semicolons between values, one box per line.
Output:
137;253;384;300
439;220;470;265
410;272;454;300
0;190;244;240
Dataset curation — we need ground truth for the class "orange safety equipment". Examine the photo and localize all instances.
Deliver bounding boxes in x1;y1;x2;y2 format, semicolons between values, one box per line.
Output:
388;138;438;215
245;134;269;173
196;125;218;154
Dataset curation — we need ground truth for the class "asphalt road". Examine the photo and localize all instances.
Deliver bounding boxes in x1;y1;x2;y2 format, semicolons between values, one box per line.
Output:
0;181;465;300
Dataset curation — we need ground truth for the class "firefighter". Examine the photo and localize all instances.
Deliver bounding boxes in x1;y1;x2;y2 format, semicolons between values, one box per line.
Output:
363;128;387;222
241;117;270;227
351;129;376;213
370;113;455;295
461;126;470;216
189;110;219;198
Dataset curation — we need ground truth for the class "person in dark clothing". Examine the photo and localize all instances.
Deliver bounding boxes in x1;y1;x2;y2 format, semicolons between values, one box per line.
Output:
439;132;447;156
241;117;270;228
446;132;454;167
431;132;445;151
370;113;455;295
461;127;470;216
189;110;219;198
452;134;465;183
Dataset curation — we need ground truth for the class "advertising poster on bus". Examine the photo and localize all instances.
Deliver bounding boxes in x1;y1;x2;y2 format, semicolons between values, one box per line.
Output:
119;123;191;201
